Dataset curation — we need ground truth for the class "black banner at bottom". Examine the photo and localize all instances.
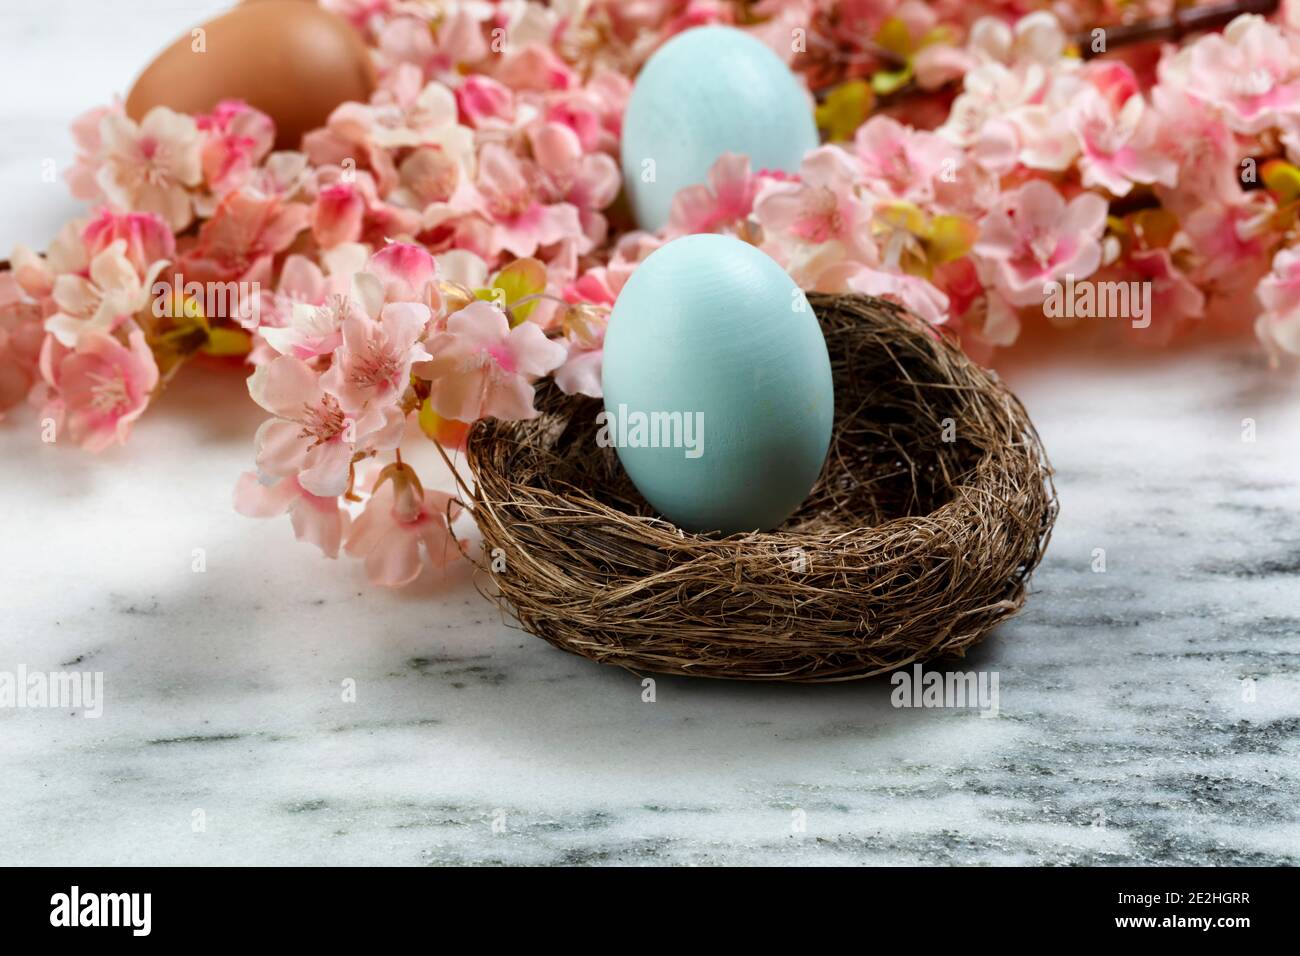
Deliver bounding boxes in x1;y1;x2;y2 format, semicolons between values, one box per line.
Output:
1;865;1287;941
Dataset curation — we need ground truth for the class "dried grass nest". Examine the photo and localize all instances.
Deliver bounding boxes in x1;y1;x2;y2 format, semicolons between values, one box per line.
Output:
458;293;1057;682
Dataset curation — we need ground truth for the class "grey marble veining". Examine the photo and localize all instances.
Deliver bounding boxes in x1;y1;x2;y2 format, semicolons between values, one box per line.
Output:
1;343;1297;866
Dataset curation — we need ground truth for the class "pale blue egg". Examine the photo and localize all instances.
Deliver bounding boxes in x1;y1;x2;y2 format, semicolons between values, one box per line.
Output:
601;234;834;534
620;25;818;233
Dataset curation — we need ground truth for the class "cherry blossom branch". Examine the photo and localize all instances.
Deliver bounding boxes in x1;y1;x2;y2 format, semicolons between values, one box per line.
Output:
1075;0;1280;59
4;0;1300;591
852;0;1284;106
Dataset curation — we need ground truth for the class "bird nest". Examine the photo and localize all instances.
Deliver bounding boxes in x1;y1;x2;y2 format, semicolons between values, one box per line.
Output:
459;293;1057;682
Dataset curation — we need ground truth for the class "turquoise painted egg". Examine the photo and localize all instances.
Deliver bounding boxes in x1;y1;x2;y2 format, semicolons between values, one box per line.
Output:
620;25;819;233
600;234;834;535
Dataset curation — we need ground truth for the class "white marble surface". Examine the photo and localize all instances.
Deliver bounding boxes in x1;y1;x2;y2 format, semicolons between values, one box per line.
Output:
2;2;1300;867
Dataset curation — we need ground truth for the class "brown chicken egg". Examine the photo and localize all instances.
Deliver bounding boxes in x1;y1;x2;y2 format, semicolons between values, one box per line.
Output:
125;0;376;150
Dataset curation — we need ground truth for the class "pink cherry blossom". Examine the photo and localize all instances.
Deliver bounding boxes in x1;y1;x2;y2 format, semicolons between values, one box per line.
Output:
355;65;476;160
667;152;759;236
1010;78;1086;171
970;289;1023;349
1176;14;1300;134
320;0;395;32
1122;247;1207;342
436;249;490;292
1148;84;1242;218
41;328;158;452
456;75;516;128
65;103;120;202
0;275;45;417
320;298;431;409
96;107;203;230
344;473;463;588
46;239;155;347
475;144;585;258
565;268;620;307
81;208;175;276
1258;245;1300;317
262;294;358;361
17;0;1300;593
1256;246;1300;357
1084;61;1141;110
847;268;950;326
552;304;607;398
553;340;604;399
531;122;622;226
378;10;488;81
181;189;310;286
250;246;368;360
942;27;1086;175
364;241;438;303
249;256;329;364
941;60;1058;149
415;300;567;421
547;71;629;154
941;63;1021;148
313;179;368;248
260;251;380;361
310;167;421;250
931;255;984;323
234;471;350;558
757;147;869;247
966;11;1068;68
1070;84;1177;197
854;117;959;205
1182;195;1275;289
246;150;313;200
418;201;494;259
755;146;876;287
258;254;329;327
914;43;975;91
544;89;620;155
196;100;276;195
10;220;90;300
302;116;398;198
391;146;468;209
973;181;1108;307
494;44;577;93
247;354;406;497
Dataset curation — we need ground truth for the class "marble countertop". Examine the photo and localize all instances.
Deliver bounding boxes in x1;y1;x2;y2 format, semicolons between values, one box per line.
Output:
2;2;1299;867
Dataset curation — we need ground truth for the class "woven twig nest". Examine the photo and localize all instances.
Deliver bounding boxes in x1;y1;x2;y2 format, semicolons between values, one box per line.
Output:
462;293;1057;682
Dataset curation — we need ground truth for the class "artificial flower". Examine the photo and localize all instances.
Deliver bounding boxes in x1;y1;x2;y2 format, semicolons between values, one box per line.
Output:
344;466;464;587
973;181;1108;307
1256;246;1300;357
667;152;760;236
197;100;276;195
1070;83;1177;197
415;300;566;421
475;144;585;259
96;107;203;230
247;354;404;497
854;116;959;205
320;298;431;410
45;240;156;347
40;328;158;451
233;472;350;558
